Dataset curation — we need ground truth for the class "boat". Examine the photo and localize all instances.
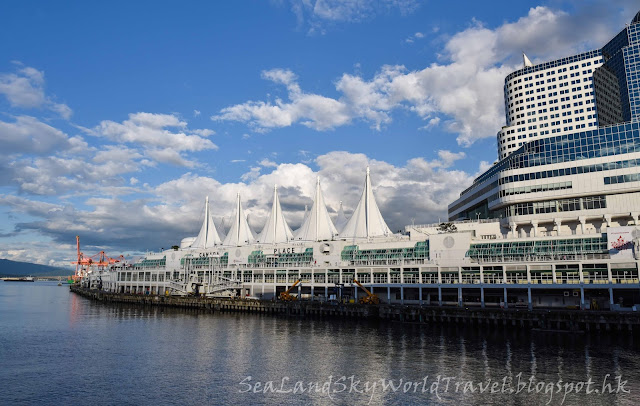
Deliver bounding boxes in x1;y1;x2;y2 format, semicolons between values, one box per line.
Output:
2;276;35;282
82;11;640;311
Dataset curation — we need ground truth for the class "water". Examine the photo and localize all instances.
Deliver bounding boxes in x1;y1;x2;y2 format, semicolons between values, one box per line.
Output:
1;282;640;405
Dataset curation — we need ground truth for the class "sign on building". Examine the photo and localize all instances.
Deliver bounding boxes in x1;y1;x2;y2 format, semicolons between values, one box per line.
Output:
607;227;635;259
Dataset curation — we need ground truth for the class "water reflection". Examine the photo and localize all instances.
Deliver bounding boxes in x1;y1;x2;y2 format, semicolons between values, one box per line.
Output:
1;282;640;405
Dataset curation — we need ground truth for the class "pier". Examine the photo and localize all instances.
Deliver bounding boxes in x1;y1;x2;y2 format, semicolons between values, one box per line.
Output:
71;285;640;333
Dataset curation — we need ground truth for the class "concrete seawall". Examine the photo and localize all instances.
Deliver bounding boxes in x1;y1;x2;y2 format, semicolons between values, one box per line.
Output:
71;285;640;333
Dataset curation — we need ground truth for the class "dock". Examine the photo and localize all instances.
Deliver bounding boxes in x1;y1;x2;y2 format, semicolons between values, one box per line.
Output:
70;284;640;333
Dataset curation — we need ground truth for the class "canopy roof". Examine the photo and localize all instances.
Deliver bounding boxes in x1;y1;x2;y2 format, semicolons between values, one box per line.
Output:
339;167;392;239
190;196;223;249
294;177;338;241
257;186;294;244
334;200;349;232
222;194;255;246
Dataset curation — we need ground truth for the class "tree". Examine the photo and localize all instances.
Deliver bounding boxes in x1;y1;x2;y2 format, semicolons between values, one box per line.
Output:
437;222;457;233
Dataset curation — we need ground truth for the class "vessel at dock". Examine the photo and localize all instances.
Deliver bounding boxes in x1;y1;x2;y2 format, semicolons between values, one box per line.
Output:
82;11;640;312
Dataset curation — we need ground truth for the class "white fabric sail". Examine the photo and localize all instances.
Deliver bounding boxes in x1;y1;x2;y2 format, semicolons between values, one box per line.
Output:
190;196;223;249
339;167;392;239
257;185;294;244
222;193;255;246
334;200;349;232
294;177;338;241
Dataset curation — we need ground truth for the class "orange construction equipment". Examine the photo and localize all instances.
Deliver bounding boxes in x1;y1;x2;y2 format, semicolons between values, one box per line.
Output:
280;280;301;301
71;236;124;280
353;279;380;305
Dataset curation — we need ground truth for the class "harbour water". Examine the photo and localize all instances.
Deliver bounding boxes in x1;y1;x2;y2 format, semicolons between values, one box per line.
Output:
1;281;640;405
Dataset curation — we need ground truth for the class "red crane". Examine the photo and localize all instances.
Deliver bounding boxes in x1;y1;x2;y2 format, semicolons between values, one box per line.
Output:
71;236;124;280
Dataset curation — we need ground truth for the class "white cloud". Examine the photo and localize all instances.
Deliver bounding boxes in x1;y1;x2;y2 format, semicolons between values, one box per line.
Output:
0;64;72;119
213;69;351;131
91;112;218;167
259;158;278;168
0;115;71;155
215;4;634;145
193;109;201;116
285;0;421;33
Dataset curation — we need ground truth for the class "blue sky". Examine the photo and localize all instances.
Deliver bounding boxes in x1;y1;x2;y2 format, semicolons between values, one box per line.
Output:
0;0;637;267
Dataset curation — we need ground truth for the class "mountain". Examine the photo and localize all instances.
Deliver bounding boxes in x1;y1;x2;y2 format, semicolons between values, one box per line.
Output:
0;259;72;277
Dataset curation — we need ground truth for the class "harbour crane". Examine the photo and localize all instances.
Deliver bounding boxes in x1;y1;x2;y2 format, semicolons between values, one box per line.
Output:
279;280;301;301
353;279;380;305
71;236;124;280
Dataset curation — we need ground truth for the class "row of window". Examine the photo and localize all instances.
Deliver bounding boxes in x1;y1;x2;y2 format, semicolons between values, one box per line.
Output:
499;157;640;185
604;172;640;185
497;181;572;198
502;195;606;217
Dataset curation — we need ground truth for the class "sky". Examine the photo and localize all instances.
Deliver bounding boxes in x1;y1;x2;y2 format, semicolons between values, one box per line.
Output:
0;0;637;268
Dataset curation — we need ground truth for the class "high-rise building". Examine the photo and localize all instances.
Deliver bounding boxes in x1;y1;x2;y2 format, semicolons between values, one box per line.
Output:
449;12;640;241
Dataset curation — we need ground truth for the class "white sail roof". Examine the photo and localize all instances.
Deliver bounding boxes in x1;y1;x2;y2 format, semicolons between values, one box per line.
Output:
294;177;338;241
523;52;533;67
334;200;349;232
190;196;223;249
339;167;392;239
257;185;294;244
222;193;255;246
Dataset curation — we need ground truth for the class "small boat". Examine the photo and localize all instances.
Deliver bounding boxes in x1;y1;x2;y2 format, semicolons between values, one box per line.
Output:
58;282;62;286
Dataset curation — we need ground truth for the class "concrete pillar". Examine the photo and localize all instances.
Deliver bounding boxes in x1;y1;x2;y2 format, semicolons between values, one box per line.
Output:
481;286;485;308
325;286;328;298
311;285;314;299
510;222;517;238
387;286;391;303
438;286;442;306
503;287;508;309
580;287;585;310
531;221;538;237
554;218;562;236
458;287;463;307
579;216;586;234
632;212;640;226
419;287;423;305
354;286;358;302
527;287;532;310
400;286;404;304
552;263;557;284
604;215;612;230
609;287;614;308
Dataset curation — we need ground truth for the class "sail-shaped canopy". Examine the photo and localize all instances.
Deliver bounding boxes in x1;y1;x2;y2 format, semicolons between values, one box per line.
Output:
190;196;223;249
339;167;392;239
222;193;255;246
294;177;338;241
334;200;349;232
523;52;533;67
257;185;294;244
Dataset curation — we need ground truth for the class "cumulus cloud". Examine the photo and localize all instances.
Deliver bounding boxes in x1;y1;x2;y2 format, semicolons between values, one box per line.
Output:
215;4;634;145
0;150;474;265
213;69;351;131
0;115;71;155
90;112;218;166
0;64;72;119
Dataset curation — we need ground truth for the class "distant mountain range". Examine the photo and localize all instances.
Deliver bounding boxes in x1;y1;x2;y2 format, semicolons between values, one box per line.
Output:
0;259;72;277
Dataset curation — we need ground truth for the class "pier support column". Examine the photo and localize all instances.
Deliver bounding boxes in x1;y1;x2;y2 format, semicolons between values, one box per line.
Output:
527;287;532;310
503;287;508;309
458;287;463;307
438;286;442;306
480;286;485;309
400;286;404;305
311;286;314;300
419;287;423;306
580;287;585;310
387;287;391;303
354;286;358;302
609;287;614;308
325;286;328;298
